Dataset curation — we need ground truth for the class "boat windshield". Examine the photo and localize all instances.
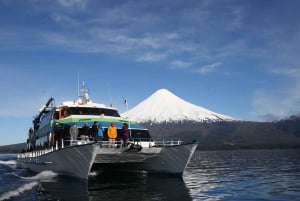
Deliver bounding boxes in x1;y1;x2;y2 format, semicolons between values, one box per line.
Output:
67;107;121;117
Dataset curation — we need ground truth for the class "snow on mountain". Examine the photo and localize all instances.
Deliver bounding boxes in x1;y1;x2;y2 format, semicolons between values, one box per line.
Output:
121;89;234;123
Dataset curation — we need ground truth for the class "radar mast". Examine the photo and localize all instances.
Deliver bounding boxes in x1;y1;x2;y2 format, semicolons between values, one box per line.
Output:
79;81;90;104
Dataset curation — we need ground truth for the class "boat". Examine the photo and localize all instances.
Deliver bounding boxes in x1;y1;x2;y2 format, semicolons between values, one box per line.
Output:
17;82;198;180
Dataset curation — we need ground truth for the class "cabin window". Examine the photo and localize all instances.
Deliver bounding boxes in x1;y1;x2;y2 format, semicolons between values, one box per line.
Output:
54;111;59;120
67;107;121;117
63;107;70;117
39;110;55;128
130;129;152;140
35;134;49;149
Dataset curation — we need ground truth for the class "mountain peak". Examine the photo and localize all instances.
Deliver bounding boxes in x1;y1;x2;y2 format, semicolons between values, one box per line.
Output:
122;89;233;123
149;88;183;101
154;88;173;95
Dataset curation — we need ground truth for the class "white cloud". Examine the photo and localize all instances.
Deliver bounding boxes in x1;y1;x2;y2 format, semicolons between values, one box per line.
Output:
57;0;87;9
50;13;78;25
169;60;192;69
2;0;300;78
0;1;247;70
41;28;182;63
197;62;222;75
136;53;166;62
271;68;300;79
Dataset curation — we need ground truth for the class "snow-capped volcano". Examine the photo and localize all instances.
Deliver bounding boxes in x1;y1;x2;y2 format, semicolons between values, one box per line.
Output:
121;89;233;123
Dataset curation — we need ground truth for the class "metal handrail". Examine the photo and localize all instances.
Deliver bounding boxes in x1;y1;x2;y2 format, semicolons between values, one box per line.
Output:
17;137;183;159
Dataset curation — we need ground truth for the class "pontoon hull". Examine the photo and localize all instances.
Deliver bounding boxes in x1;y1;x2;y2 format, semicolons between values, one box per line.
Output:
92;142;198;175
142;143;198;175
17;143;97;180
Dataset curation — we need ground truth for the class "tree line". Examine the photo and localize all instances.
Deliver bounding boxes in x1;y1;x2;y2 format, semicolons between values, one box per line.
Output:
142;115;300;150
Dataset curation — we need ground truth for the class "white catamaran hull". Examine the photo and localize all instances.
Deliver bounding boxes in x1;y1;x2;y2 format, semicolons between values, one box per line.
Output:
92;142;198;175
17;143;97;180
142;143;198;174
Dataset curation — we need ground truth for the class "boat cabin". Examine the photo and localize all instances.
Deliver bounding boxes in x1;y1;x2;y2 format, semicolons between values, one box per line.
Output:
28;82;151;150
32;100;151;150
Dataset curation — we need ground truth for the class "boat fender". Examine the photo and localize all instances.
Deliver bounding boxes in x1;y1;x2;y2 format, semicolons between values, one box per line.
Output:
125;143;142;152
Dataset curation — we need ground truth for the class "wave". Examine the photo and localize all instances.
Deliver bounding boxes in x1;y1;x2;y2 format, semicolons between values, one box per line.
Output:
0;160;17;168
19;170;58;181
89;171;100;177
0;171;58;200
0;181;38;201
24;170;57;180
4;170;57;182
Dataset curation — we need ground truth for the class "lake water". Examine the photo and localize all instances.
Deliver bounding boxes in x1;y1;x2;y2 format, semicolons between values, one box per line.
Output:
0;149;299;201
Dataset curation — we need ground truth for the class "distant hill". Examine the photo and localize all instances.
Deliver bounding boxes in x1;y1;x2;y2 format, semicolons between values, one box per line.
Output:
142;115;300;150
0;143;26;153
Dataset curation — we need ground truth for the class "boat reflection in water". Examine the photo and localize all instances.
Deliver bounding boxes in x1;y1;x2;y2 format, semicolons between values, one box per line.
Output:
88;172;192;201
37;176;89;201
38;172;192;201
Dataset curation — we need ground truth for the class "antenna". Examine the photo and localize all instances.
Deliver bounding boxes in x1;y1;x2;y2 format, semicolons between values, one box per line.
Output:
108;81;112;107
81;81;89;103
124;98;128;113
77;72;80;97
124;98;132;138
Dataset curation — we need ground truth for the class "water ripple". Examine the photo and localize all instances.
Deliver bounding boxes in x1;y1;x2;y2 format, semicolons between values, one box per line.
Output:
184;149;300;201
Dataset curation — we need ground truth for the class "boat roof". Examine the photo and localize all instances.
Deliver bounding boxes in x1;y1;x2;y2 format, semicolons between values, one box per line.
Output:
59;100;116;110
34;81;144;129
58;81;118;110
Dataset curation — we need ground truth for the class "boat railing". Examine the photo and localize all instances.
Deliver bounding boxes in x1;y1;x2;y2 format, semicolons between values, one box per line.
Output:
152;138;183;147
17;137;184;159
98;140;124;148
126;138;183;147
18;146;57;159
17;138;94;159
95;138;182;149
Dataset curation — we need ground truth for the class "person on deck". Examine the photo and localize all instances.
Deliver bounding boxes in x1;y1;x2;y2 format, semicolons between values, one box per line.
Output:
91;121;99;141
27;127;34;151
69;123;79;144
97;123;104;142
81;122;90;140
121;123;130;146
107;122;117;148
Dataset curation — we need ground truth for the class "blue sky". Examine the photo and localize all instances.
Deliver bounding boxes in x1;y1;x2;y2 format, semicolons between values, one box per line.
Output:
1;0;300;145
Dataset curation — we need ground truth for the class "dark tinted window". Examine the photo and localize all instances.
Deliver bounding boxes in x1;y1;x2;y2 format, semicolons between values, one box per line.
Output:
68;107;120;117
130;129;152;139
39;110;55;128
